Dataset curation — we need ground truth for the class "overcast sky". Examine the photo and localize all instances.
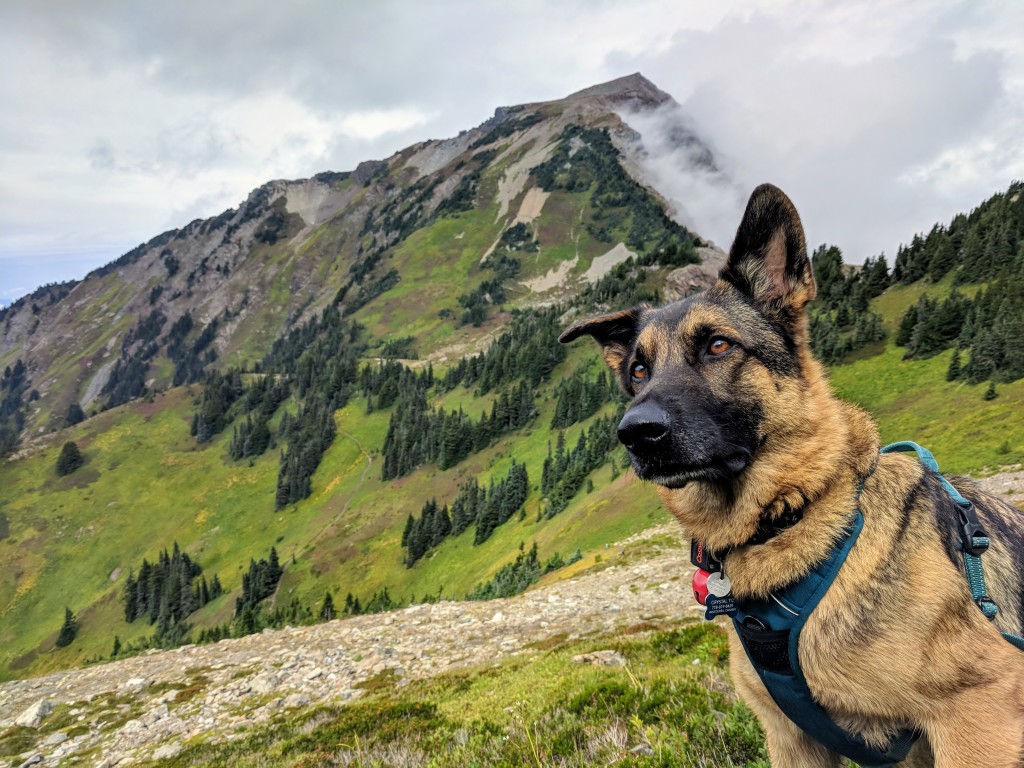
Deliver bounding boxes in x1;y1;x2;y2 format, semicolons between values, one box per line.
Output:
2;0;1022;304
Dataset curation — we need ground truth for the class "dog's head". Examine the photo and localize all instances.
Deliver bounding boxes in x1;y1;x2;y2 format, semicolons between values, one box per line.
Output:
560;184;817;489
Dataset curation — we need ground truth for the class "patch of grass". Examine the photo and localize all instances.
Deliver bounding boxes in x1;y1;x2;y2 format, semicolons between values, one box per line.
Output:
525;632;570;651
0;726;36;759
830;337;1024;474
354;668;399;694
152;620;767;768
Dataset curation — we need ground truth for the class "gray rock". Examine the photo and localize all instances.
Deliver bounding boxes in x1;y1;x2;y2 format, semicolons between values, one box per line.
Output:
18;755;43;768
14;700;53;729
120;677;148;694
42;730;68;746
282;693;311;709
570;650;627;667
250;673;278;695
142;703;169;724
152;743;182;760
121;718;146;734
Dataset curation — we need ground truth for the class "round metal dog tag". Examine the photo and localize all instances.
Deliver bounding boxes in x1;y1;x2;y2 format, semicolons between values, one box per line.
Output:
706;572;732;597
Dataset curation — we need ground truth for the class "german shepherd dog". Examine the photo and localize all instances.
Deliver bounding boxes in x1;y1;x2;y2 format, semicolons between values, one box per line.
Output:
560;185;1024;766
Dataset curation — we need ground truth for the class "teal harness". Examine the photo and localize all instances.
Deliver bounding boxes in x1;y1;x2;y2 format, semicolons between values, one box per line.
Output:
698;441;1024;767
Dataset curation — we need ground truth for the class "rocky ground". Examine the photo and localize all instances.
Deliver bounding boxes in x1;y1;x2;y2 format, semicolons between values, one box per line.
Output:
976;467;1024;508
0;529;701;768
2;470;1020;768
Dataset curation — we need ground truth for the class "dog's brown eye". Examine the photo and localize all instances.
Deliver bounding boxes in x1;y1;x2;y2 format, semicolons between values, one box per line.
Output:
630;362;649;383
708;338;732;357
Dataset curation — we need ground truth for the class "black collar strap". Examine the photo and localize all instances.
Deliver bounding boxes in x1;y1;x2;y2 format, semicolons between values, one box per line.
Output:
690;502;805;571
747;503;805;546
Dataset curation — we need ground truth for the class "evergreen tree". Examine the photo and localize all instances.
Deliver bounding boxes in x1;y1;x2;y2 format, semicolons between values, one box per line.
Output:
56;441;84;476
65;402;86;427
320;592;335;621
895;305;919;346
235;548;285;615
55;607;77;647
946;349;962;382
111;635;122;658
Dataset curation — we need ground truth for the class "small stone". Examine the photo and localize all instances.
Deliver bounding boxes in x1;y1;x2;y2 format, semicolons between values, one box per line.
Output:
43;731;68;746
120;677;148;694
570;650;627;667
152;743;182;760
250;673;279;695
490;611;505;623
283;693;311;709
18;754;44;768
121;718;146;734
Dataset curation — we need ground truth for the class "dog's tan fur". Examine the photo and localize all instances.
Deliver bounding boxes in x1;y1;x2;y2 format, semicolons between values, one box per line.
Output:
562;184;1024;766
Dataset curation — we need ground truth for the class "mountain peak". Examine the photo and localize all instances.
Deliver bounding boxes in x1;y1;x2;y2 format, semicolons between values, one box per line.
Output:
562;73;673;109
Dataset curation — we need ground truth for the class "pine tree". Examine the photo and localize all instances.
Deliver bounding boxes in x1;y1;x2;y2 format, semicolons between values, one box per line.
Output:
56;441;84;476
320;592;335;621
65;402;86;427
111;635;122;658
946;349;962;382
984;382;998;400
55;607;77;647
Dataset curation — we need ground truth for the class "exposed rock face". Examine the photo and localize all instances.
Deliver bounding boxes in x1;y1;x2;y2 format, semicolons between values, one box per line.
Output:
664;247;727;301
0;529;700;767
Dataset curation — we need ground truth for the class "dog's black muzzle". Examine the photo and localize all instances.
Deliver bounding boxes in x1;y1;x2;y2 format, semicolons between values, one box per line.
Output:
617;398;753;488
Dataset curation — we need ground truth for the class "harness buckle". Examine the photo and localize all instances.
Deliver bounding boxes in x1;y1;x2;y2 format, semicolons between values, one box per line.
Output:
957;503;989;557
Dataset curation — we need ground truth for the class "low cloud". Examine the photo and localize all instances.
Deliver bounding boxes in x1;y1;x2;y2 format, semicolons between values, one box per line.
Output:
622;103;745;250
627;5;1016;260
338;108;437;142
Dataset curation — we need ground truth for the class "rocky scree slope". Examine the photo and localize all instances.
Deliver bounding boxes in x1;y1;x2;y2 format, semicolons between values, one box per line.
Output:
0;528;704;767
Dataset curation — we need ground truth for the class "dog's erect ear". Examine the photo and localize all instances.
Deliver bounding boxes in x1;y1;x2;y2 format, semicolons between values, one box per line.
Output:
559;307;642;371
720;184;816;323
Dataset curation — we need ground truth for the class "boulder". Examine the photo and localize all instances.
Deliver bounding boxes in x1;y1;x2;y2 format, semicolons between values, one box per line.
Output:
14;700;53;729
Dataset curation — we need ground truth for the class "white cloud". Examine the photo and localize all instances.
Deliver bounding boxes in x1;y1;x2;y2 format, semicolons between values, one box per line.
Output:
338;108;436;142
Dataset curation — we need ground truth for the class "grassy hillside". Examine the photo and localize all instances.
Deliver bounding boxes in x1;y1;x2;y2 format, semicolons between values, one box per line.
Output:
2;261;1021;682
827;278;1024;474
0;342;673;681
3;111;1022;686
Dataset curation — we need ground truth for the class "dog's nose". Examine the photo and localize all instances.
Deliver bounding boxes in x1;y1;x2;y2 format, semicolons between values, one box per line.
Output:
618;402;670;451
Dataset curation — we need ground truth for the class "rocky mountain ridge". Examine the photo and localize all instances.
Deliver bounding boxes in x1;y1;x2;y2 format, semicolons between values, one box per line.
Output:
0;73;718;442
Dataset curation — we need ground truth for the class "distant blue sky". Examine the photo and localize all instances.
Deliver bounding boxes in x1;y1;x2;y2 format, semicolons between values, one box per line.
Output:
2;0;1022;304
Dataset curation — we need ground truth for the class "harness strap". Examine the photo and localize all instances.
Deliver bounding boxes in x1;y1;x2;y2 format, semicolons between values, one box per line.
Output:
880;441;1024;648
732;509;920;766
